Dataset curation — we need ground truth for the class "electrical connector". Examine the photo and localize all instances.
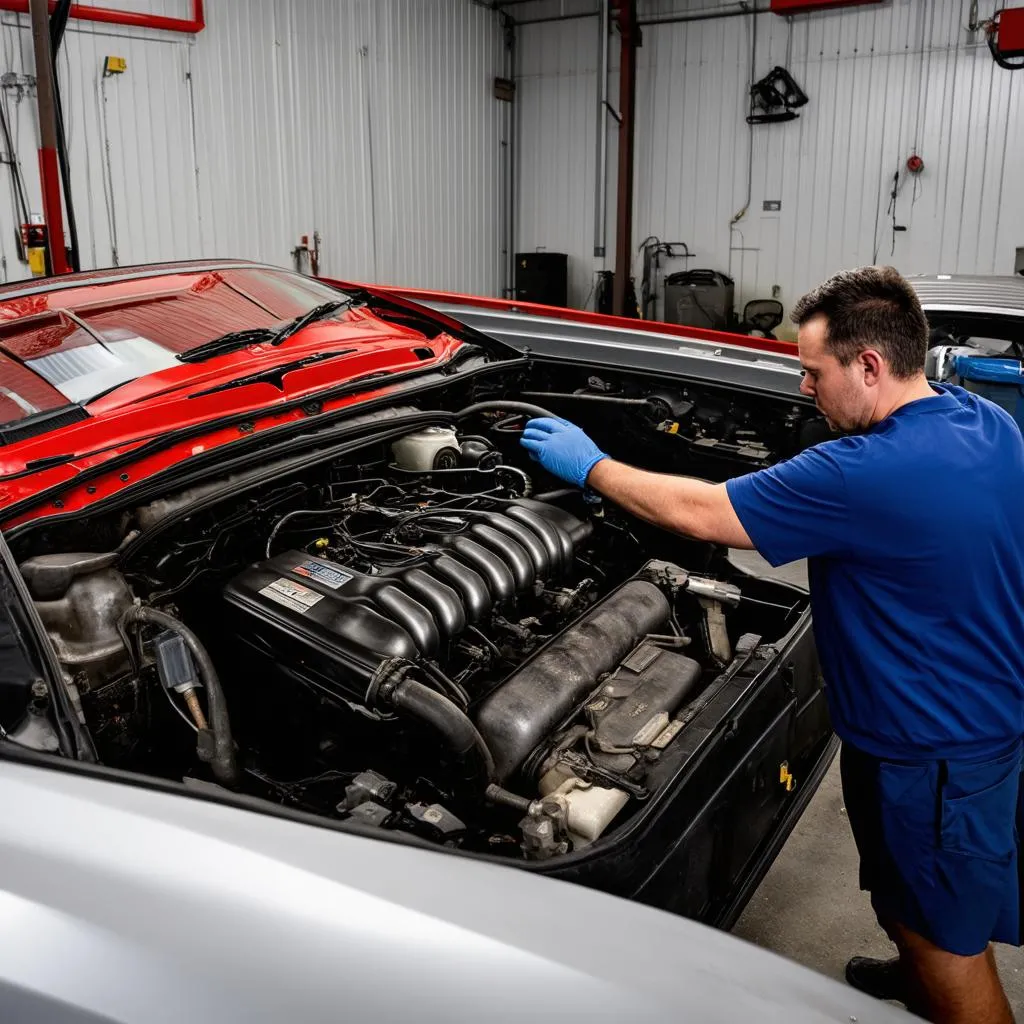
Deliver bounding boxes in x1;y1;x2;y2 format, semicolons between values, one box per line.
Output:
153;631;202;694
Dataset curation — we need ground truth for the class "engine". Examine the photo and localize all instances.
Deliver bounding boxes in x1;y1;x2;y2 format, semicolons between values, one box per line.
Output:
12;404;810;862
222;497;593;698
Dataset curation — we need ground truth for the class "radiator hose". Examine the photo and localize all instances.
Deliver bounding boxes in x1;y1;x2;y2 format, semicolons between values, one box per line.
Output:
368;659;496;787
124;606;240;789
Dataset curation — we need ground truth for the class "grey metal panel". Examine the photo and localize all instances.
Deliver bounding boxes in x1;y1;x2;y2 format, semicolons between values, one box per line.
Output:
908;275;1024;317
0;1;506;296
516;14;606;310
422;299;806;398
513;0;1024;325
0;758;911;1022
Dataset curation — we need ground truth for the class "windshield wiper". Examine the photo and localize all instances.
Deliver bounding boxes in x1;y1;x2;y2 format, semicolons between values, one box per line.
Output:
268;299;353;346
188;349;357;398
177;327;277;363
177;300;355;363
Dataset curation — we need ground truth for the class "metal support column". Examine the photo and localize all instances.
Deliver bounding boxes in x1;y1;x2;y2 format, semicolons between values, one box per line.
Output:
29;0;69;275
502;12;517;298
593;0;609;260
612;0;637;317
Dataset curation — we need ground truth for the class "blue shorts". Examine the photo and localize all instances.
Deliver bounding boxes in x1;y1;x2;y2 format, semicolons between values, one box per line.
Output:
840;740;1024;956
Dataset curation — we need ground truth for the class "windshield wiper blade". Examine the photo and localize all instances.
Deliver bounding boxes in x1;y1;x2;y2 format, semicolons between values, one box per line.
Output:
269;299;354;346
188;349;358;398
177;327;277;363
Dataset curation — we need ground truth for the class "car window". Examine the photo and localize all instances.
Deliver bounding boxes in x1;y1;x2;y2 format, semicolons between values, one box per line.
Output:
0;351;66;428
219;269;349;319
77;271;351;355
25;327;180;404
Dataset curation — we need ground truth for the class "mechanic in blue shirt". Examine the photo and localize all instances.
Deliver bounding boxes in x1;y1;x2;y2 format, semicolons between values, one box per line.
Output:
520;265;1024;1024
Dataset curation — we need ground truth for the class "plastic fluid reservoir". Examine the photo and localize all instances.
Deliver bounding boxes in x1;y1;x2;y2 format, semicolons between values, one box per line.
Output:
392;427;461;471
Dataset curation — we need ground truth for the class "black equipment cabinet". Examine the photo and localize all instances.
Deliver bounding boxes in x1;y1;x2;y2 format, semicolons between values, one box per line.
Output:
515;252;568;308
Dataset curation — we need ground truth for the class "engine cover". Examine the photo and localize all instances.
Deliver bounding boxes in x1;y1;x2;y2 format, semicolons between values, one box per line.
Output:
222;499;590;703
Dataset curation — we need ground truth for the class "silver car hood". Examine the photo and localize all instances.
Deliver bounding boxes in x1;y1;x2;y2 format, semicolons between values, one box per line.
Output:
0;760;907;1023
420;300;806;400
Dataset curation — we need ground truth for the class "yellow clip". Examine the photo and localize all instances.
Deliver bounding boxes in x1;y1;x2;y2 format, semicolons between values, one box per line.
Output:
104;56;127;75
779;762;795;793
313;537;329;551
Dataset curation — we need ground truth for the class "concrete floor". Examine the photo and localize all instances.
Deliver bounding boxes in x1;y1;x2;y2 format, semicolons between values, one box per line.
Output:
732;756;1024;1015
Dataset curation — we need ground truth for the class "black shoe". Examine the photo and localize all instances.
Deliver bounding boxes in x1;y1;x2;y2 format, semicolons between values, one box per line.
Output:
844;956;906;1003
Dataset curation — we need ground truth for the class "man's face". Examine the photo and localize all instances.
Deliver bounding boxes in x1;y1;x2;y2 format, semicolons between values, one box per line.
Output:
797;314;872;433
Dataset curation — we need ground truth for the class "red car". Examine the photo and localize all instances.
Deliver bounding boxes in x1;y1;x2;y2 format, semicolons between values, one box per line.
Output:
0;260;833;926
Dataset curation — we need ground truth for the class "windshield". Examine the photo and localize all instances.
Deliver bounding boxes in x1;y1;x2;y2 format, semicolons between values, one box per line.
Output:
23;327;180;404
0;268;354;431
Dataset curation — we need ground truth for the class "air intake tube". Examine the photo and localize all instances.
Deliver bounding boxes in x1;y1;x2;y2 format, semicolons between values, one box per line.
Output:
474;578;671;782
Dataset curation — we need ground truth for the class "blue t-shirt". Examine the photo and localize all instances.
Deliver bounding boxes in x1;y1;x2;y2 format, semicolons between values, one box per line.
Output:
726;384;1024;761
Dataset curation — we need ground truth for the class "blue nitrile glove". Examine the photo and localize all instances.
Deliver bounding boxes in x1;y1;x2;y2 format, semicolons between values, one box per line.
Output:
519;417;608;488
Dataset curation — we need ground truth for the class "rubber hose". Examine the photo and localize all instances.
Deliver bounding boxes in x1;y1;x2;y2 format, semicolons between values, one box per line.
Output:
455;400;557;421
418;659;471;709
485;783;533;814
531;487;579;503
126;606;240;788
387;677;496;785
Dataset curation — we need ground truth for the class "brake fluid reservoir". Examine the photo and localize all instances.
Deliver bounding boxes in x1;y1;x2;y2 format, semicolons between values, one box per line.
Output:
391;427;461;471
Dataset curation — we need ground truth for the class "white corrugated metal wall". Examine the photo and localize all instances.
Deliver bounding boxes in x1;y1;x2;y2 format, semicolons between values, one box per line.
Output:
0;0;508;292
515;0;1024;322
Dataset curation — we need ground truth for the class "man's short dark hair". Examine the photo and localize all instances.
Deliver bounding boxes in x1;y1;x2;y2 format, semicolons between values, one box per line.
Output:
791;265;929;379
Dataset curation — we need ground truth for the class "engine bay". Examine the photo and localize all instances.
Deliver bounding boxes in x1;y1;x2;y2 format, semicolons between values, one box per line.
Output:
5;369;821;862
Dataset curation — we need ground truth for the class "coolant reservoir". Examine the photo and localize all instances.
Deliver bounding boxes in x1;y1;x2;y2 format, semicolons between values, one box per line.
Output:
391;427;461;471
539;770;629;844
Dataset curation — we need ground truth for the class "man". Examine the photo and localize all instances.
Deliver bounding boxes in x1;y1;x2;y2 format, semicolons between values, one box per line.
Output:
519;265;1024;1024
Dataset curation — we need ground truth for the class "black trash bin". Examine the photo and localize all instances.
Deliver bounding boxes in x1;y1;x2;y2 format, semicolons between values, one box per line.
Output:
663;269;735;330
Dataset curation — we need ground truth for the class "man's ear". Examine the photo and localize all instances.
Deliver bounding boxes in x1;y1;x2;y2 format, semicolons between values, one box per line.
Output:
860;348;884;386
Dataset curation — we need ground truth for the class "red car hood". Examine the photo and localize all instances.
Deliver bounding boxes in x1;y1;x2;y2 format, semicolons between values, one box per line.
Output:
0;262;513;527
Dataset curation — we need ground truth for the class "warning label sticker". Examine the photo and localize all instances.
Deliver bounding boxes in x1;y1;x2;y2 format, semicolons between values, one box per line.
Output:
259;578;324;614
292;560;352;590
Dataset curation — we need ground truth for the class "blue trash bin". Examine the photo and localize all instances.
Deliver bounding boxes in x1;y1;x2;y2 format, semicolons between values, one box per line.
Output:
952;355;1024;432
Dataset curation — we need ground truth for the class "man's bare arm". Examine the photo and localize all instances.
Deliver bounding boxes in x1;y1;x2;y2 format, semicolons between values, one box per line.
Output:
586;459;755;549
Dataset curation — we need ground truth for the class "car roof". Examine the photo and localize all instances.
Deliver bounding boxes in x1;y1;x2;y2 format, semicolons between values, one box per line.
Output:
908;274;1024;318
0;258;271;303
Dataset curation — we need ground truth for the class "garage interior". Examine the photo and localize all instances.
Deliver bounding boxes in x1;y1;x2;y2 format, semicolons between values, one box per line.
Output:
1;0;1023;1016
1;0;1020;309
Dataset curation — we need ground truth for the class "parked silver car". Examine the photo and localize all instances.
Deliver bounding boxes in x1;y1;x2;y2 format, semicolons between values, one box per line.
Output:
0;749;910;1023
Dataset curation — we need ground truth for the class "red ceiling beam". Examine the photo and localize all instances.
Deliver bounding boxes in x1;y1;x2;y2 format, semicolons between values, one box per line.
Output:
769;0;882;13
0;0;204;33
